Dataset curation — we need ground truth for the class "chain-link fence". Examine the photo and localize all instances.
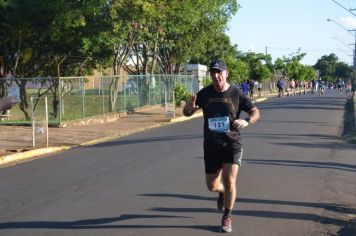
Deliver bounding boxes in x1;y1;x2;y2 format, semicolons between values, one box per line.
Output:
1;75;283;126
0;74;201;125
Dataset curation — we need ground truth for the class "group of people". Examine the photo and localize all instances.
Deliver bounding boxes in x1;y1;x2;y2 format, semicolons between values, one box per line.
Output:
238;79;263;101
276;78;307;97
276;78;312;97
337;78;354;98
276;77;354;97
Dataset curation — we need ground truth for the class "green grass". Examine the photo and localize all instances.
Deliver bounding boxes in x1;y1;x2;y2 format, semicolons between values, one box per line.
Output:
342;96;356;144
1;90;166;125
350;96;356;143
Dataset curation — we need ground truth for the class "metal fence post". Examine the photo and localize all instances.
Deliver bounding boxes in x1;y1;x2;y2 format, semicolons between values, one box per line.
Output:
59;78;62;124
81;77;85;118
45;96;48;148
31;97;35;147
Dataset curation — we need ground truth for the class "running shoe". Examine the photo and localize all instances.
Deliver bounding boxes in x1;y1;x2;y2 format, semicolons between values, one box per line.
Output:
217;192;224;211
220;216;232;233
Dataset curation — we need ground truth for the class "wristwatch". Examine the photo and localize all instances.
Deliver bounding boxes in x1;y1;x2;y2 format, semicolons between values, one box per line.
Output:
244;117;251;123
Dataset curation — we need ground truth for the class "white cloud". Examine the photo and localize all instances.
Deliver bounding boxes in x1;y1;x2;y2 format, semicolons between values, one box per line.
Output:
339;17;356;28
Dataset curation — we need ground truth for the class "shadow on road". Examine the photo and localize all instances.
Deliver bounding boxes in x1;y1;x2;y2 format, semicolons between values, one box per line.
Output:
0;214;217;232
246;159;356;173
1;193;355;234
141;193;356;235
272;141;356;151
245;132;340;140
93;133;203;147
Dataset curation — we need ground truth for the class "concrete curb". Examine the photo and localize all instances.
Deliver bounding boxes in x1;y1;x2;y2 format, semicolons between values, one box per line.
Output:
0;96;268;166
0;113;203;166
0;146;72;166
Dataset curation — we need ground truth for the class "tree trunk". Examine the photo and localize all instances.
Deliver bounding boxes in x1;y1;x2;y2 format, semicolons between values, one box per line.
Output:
109;49;120;112
16;80;30;120
150;40;158;75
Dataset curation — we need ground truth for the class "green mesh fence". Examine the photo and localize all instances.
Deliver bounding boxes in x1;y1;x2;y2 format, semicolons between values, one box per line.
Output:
0;74;202;125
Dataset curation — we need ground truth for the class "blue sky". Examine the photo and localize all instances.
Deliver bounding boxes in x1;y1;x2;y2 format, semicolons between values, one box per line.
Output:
226;0;356;66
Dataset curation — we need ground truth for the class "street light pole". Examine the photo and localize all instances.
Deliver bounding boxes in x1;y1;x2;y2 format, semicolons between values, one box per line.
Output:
327;18;356;68
344;29;356;69
330;1;356;69
327;18;354;37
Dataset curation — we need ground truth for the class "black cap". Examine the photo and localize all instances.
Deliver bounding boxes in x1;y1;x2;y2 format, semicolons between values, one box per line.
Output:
209;60;227;72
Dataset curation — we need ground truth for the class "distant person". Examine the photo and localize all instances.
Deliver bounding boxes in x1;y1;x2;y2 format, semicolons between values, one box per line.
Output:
277;78;285;97
248;79;255;100
337;78;343;94
290;79;296;96
345;80;352;98
183;60;260;233
312;79;318;94
309;81;313;93
257;81;263;97
241;80;249;95
303;81;309;94
318;78;325;96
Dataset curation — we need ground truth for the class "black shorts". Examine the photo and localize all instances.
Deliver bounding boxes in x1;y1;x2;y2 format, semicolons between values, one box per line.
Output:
203;143;243;174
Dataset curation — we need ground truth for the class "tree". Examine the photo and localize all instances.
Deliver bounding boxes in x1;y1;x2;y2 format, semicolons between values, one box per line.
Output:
274;57;287;80
0;0;106;119
313;53;339;79
0;0;44;119
313;53;355;84
233;60;249;84
278;50;306;82
238;52;273;83
335;61;353;80
299;65;317;82
0;0;241;119
154;0;238;75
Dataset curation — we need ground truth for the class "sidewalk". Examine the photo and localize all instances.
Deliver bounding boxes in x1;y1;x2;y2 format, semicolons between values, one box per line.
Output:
0;97;267;166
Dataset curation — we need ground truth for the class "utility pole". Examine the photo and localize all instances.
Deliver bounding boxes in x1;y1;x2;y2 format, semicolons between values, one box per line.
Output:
265;46;268;57
350;30;356;70
331;0;356;17
329;1;356;69
327;19;355;66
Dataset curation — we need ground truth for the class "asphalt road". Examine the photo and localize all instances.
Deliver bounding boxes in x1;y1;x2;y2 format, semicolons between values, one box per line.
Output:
1;90;355;236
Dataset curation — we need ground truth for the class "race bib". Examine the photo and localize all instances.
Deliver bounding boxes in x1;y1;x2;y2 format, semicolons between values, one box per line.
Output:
208;116;230;133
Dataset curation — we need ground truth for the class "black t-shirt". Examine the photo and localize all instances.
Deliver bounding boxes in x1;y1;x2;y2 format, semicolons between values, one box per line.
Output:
195;84;255;149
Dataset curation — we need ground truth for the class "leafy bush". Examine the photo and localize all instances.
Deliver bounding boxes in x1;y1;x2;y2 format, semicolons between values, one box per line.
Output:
202;77;212;87
174;84;191;107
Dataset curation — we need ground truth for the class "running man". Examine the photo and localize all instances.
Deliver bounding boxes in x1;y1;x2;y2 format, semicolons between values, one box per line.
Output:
290;79;296;96
317;78;325;96
183;60;260;233
277;78;285;97
345;80;352;98
337;78;343;94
